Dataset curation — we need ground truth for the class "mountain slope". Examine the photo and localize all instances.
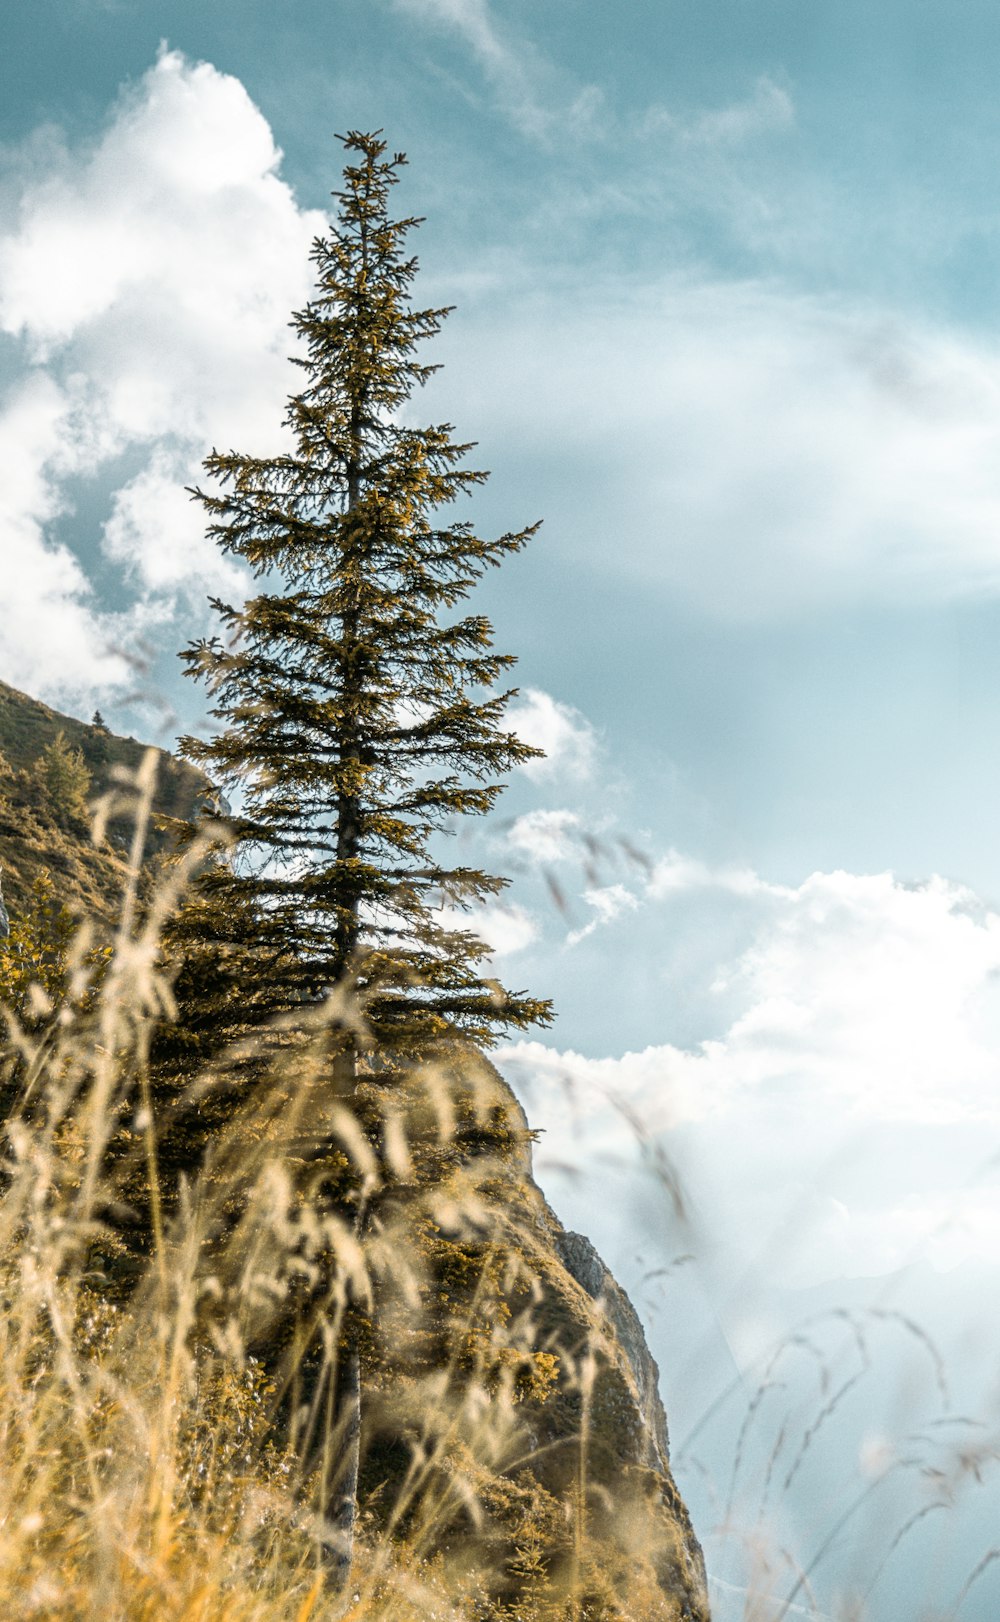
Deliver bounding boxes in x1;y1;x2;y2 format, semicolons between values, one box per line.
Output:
0;679;210;922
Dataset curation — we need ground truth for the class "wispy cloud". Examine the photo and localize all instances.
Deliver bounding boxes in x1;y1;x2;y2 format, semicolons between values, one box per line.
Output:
648;850;789;901
566;882;639;947
389;0;604;142
444;280;1000;618
391;1;792;157
642;75;795;147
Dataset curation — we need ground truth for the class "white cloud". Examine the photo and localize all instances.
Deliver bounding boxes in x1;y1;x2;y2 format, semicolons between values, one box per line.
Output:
848;1188;1000;1275
437;899;538;959
446;281;1000;618
507;688;597;780
0;47;326;703
477;901;539;957
501;861;1000;1282
648;849;787;901
507;808;581;865
0;48;310;355
717;870;1000;1121
101;447;246;598
566;882;639;946
3;374;131;700
512;866;1000;1130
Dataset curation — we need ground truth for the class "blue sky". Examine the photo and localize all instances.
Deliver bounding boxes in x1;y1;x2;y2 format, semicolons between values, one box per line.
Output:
5;4;1000;1615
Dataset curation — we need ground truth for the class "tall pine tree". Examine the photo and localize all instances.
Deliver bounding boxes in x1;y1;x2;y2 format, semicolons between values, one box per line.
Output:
179;132;551;1075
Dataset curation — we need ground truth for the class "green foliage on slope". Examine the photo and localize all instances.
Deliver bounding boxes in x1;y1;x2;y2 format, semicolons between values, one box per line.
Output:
0;677;210;921
34;730;92;825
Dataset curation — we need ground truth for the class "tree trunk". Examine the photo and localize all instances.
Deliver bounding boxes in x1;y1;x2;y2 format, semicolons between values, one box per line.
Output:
325;1348;361;1585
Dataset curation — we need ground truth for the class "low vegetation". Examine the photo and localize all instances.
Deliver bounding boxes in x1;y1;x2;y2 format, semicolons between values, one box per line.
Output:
0;679;208;922
0;759;709;1621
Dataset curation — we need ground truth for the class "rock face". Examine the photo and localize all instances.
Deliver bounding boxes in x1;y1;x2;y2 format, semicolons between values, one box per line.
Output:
466;1068;711;1619
555;1228;672;1472
544;1219;710;1619
349;1053;710;1620
0;875;8;939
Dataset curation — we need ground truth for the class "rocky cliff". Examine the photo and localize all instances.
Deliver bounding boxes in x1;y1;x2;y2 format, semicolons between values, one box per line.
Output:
474;1073;711;1619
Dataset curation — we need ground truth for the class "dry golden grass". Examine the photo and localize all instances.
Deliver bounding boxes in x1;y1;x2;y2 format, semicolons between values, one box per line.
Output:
0;755;707;1622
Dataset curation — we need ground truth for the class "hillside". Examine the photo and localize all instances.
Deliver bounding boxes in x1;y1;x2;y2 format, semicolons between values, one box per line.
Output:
0;682;710;1621
0;679;212;922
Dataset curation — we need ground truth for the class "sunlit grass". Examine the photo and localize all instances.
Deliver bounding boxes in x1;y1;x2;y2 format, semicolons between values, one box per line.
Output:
0;757;708;1622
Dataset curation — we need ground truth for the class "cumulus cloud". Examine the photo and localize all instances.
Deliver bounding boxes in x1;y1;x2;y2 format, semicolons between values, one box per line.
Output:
512;866;1000;1129
101;448;245;596
501;861;1000;1281
0;47;315;359
448;282;1000;618
3;374;132;699
506;688;597;780
0;47;326;704
507;808;582;865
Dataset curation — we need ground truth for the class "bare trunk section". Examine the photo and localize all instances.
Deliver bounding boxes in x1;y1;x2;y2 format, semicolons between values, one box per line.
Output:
324;1348;362;1587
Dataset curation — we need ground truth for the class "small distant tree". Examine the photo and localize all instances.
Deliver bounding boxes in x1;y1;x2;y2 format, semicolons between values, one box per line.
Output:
0;872;112;1129
89;712;111;771
35;731;92;825
0;749;13;819
0;871;78;1020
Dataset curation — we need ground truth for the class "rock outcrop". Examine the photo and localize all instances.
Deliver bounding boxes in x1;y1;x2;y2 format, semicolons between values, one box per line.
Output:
417;1057;711;1619
556;1228;672;1470
553;1226;708;1615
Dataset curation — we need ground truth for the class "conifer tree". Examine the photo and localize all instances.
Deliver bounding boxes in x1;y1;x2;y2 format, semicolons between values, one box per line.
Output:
179;132;551;1072
36;730;91;826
